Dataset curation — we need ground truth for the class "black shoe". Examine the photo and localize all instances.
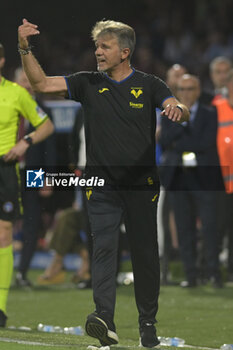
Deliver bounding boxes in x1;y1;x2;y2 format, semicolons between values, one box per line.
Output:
0;310;7;327
76;279;92;289
139;322;160;348
15;272;32;288
85;312;119;346
180;280;197;288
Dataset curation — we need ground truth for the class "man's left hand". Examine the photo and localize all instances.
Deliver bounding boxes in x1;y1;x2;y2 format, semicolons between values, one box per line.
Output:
161;104;183;122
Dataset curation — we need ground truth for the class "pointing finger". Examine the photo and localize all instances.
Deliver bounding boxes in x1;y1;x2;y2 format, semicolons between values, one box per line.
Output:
22;18;38;29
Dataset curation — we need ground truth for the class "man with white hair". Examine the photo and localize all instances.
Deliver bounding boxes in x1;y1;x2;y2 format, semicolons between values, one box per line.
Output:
18;18;189;347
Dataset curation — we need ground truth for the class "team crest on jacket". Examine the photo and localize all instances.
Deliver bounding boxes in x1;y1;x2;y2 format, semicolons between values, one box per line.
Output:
130;87;143;99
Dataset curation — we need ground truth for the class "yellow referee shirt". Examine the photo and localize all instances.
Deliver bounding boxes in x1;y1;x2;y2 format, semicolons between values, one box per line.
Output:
0;77;48;156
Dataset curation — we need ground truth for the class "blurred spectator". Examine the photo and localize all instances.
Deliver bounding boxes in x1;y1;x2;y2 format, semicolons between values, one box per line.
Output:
210;56;232;103
37;205;91;287
166;64;187;97
159;74;223;288
208;57;233;282
215;69;233;282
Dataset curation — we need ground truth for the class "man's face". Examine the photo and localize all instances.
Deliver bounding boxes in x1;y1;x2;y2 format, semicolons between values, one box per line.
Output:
166;66;187;94
0;57;5;71
177;78;200;108
95;34;124;72
211;62;231;89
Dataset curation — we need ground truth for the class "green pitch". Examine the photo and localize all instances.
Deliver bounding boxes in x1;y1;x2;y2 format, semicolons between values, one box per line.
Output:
0;270;232;350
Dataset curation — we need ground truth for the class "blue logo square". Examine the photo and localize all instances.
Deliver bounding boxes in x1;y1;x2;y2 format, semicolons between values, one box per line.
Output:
26;169;45;188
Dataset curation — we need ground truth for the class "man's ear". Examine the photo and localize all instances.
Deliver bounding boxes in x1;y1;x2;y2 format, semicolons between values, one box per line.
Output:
121;48;130;60
0;57;5;70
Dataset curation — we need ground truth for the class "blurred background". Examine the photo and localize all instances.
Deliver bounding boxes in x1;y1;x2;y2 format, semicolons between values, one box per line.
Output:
1;0;233;91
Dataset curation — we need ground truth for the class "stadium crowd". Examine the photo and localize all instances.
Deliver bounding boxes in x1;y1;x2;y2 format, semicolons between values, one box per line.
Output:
2;0;233;86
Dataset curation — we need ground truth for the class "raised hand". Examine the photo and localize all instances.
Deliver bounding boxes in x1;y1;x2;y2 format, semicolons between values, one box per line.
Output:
18;18;40;49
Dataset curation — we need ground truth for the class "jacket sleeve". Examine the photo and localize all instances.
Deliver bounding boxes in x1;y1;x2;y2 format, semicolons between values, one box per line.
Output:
174;107;217;153
159;116;185;150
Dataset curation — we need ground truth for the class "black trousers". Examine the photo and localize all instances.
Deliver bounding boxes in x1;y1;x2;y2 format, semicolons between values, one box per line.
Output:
86;187;160;326
18;189;41;275
170;190;219;281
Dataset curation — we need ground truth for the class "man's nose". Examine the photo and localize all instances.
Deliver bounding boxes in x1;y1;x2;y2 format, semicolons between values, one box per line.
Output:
95;47;102;55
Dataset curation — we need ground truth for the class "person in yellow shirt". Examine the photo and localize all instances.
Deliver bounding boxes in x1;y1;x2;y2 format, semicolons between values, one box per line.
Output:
0;43;54;327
